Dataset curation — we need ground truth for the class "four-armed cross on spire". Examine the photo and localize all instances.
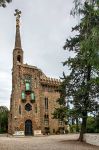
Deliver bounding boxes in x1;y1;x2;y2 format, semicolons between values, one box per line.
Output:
14;9;22;49
14;9;22;27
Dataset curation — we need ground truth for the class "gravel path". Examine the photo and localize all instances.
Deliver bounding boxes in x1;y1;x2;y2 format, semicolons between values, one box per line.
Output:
0;134;98;150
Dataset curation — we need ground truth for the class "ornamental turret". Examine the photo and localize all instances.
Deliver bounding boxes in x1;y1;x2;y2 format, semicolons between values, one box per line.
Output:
13;9;23;67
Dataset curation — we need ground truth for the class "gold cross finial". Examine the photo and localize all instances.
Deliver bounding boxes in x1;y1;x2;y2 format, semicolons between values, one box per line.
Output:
14;9;21;27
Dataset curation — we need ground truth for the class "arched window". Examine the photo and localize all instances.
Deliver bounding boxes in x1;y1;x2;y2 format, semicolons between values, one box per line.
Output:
17;55;21;62
25;103;32;112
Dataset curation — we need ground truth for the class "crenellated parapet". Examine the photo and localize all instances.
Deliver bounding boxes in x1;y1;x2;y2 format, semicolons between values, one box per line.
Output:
40;76;61;87
17;63;61;88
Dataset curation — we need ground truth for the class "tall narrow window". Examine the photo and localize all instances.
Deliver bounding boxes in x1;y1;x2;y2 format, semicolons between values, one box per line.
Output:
25;82;31;91
21;91;25;100
44;114;49;126
17;55;21;63
31;92;35;100
35;104;37;113
19;105;21;114
45;97;48;110
31;92;35;103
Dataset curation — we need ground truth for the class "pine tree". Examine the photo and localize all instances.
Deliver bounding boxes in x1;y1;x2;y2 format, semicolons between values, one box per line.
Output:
53;1;99;141
0;106;8;133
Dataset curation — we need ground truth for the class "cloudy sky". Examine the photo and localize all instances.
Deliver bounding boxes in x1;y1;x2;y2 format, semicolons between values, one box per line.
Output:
0;0;78;109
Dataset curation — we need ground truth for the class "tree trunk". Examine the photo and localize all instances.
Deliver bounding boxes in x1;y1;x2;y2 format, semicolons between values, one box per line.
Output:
76;118;79;132
0;122;1;133
79;112;87;142
0;117;1;133
79;66;91;141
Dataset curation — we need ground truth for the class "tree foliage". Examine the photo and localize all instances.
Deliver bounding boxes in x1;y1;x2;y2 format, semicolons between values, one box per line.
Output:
0;106;9;133
87;115;99;133
0;0;12;7
53;0;99;142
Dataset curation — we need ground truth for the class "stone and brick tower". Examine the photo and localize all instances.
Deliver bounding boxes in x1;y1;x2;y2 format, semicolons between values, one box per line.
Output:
8;10;66;136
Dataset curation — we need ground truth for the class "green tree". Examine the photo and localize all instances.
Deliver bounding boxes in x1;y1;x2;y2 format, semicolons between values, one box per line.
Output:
94;112;99;133
53;1;99;142
86;116;96;133
0;106;9;133
0;0;12;7
86;114;99;133
65;3;99;141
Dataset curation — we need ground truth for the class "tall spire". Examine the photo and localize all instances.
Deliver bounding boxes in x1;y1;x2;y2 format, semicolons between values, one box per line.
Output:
14;9;22;49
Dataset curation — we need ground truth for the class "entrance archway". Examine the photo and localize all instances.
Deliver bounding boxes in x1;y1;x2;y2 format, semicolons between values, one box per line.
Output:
25;120;33;136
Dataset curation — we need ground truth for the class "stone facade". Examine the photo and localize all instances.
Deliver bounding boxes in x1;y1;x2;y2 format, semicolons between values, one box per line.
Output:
8;10;66;136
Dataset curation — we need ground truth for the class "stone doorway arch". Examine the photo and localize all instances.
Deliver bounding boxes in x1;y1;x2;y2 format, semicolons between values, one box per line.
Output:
25;120;33;136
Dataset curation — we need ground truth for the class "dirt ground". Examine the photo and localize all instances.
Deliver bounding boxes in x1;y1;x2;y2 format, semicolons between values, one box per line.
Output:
0;134;98;150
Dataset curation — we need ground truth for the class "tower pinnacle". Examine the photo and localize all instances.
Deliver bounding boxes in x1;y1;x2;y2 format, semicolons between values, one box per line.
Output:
14;9;22;49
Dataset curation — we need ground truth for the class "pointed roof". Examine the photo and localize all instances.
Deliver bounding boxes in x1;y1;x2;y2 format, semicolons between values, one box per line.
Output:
14;9;22;49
